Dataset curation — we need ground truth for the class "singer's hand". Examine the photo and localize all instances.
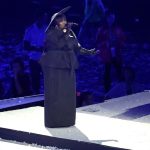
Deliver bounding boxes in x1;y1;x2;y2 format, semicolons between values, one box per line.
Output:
89;49;100;54
96;50;100;54
88;48;96;54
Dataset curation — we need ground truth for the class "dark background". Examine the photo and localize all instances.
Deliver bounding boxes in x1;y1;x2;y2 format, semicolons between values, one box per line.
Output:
0;0;150;101
0;0;150;34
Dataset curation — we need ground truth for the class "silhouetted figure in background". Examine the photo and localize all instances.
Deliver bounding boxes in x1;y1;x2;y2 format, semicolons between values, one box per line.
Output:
10;58;32;98
24;14;48;94
79;0;105;48
0;80;4;100
76;91;93;107
123;66;135;95
96;11;125;92
105;66;135;99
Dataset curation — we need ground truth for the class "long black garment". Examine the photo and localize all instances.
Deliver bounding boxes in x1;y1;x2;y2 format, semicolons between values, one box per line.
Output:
40;27;93;128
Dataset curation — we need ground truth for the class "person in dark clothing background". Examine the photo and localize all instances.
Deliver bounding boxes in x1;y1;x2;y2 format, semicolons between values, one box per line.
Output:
40;6;98;128
96;11;125;92
10;58;32;98
0;80;4;100
24;14;48;94
78;0;106;48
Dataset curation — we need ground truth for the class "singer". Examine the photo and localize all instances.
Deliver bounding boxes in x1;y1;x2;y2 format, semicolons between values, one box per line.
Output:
40;6;97;128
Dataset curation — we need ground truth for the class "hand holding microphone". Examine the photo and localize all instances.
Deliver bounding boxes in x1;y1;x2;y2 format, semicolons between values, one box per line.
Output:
63;22;78;33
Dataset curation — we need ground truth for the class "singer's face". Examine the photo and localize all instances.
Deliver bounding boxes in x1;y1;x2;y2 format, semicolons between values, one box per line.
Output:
58;18;67;29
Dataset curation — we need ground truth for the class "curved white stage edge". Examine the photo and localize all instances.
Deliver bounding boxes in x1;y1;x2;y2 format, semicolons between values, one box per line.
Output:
0;92;150;150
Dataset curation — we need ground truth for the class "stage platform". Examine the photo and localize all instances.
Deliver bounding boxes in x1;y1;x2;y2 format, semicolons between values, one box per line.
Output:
0;92;150;150
0;94;44;111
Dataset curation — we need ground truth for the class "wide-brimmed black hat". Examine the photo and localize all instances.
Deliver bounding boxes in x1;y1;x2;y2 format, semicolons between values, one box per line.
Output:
45;6;71;32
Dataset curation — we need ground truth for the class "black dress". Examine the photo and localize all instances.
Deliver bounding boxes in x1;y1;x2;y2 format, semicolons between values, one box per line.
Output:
40;27;94;128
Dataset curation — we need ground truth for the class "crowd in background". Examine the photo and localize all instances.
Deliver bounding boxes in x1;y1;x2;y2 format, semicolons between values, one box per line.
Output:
0;0;150;107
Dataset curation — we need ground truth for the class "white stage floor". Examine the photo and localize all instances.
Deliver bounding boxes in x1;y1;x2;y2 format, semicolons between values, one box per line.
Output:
0;92;150;150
